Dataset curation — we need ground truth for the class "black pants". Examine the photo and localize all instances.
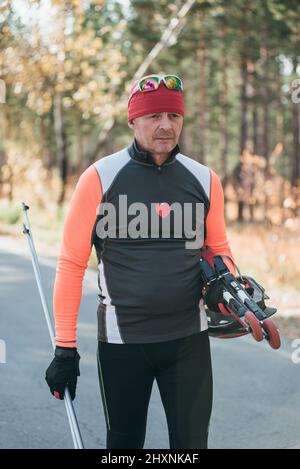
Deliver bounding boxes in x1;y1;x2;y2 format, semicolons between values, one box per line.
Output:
97;329;213;449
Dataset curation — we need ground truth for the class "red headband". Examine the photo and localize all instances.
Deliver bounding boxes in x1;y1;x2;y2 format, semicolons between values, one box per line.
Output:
128;81;184;122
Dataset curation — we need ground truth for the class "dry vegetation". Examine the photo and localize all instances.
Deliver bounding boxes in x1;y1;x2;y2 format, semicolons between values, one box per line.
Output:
227;223;300;339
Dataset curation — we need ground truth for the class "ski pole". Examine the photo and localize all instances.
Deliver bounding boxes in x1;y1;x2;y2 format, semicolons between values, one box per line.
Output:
21;202;84;450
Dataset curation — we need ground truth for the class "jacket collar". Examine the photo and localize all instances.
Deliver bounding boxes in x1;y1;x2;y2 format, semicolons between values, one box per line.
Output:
127;138;180;166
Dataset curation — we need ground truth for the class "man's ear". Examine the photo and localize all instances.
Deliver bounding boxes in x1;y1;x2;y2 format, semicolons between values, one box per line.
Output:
128;119;134;129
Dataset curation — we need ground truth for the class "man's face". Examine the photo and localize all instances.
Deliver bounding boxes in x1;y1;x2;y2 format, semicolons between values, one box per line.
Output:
128;112;183;155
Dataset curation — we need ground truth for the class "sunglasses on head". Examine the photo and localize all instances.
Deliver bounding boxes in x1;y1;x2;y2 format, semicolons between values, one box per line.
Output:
129;74;183;103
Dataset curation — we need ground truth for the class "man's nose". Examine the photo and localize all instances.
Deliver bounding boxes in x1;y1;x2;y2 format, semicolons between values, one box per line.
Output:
158;114;172;130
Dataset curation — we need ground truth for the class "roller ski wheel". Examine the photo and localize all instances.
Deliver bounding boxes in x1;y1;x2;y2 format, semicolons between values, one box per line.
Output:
244;311;263;342
262;319;281;349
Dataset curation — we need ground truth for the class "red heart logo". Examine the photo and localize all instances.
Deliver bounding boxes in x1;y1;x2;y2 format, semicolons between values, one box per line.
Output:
155;202;171;218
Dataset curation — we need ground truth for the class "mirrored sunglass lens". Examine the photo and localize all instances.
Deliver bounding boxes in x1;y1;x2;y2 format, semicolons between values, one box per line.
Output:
139;76;159;91
164;76;182;90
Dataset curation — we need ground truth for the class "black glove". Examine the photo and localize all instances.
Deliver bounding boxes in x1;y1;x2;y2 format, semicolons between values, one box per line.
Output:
45;346;80;400
204;280;229;316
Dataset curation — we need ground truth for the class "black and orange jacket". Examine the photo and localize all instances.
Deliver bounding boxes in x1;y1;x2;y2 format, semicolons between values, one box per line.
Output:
54;139;236;347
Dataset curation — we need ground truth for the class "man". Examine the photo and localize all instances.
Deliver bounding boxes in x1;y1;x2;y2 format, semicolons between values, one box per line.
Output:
45;74;236;449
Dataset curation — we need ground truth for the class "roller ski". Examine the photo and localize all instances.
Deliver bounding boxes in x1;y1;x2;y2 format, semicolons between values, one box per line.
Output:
199;255;281;350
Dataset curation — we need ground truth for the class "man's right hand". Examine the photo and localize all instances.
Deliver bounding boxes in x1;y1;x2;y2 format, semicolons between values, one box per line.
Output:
45;347;80;400
204;280;231;316
204;278;255;317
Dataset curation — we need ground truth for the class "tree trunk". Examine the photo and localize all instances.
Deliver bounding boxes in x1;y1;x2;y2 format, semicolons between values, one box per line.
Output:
53;93;68;205
251;67;259;155
261;22;270;165
39;115;53;170
260;16;270;220
76;112;85;177
276;72;287;221
240;54;248;156
237;52;250;223
197;11;206;164
88;119;116;164
291;56;300;186
276;72;285;155
219;25;229;179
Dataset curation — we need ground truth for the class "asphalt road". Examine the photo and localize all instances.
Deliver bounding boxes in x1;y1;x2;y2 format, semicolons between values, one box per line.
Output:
1;238;300;449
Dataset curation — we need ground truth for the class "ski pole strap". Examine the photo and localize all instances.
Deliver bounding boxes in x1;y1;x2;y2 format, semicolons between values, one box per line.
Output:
199;257;218;285
218;254;243;279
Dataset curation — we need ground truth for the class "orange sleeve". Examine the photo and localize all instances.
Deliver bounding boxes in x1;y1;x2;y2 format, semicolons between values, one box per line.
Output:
203;169;237;276
54;165;102;348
